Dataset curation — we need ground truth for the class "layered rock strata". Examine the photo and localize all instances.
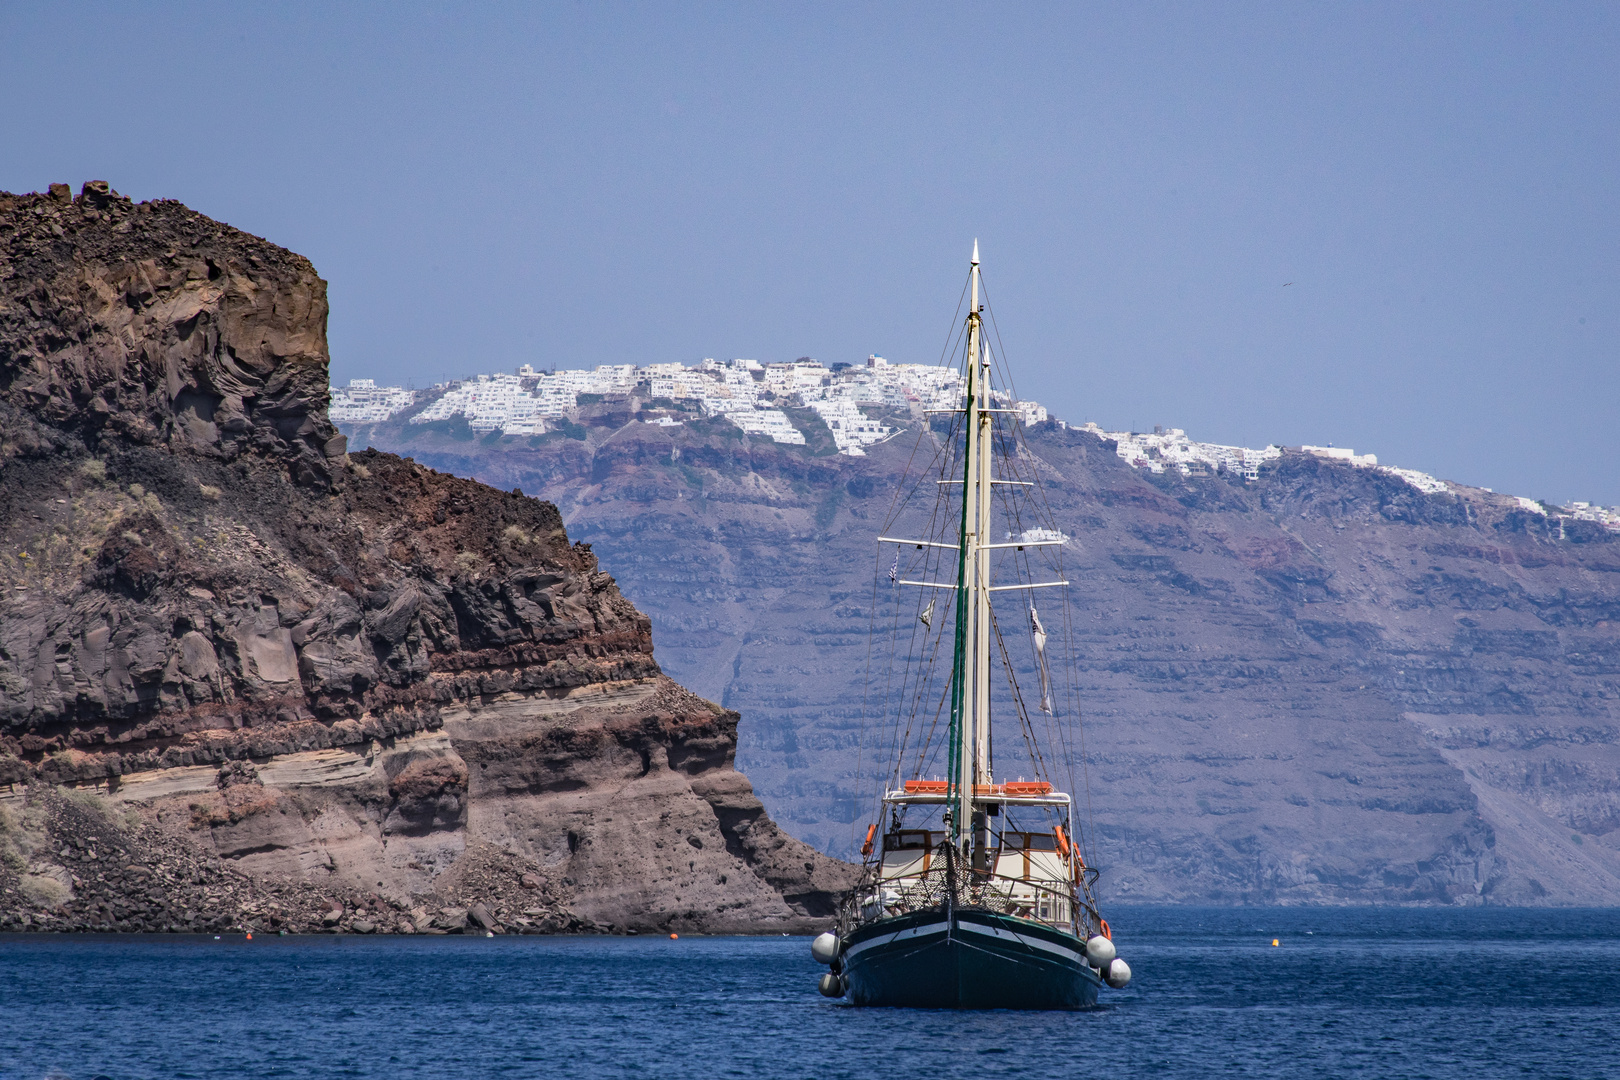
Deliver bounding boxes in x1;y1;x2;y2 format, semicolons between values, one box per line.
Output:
0;182;853;934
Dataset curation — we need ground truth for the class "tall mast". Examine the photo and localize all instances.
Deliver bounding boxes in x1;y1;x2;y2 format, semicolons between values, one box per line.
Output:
972;245;992;802
955;240;991;862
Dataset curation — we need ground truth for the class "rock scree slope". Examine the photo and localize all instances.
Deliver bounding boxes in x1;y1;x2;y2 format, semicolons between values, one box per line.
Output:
344;366;1620;906
0;182;854;935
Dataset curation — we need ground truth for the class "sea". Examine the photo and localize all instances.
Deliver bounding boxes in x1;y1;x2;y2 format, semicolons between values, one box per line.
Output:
1;906;1616;1080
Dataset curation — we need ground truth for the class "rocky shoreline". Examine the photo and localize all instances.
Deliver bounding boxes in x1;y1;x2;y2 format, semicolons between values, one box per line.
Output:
1;784;641;936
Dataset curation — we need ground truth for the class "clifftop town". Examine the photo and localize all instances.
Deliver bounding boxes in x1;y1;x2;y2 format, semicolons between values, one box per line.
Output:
333;368;1617;531
333;354;1039;456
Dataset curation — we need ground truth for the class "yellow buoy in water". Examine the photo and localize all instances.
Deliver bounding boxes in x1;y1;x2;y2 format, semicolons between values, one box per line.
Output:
1272;939;1280;947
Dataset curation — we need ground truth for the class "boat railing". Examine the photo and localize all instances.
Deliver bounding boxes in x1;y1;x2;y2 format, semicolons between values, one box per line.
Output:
844;852;1102;939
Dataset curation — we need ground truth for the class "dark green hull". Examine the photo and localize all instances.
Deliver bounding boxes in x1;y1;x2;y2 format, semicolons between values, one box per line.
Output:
840;908;1102;1009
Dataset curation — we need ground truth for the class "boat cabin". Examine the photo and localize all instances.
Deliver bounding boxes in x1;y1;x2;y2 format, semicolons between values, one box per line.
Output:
874;826;1073;925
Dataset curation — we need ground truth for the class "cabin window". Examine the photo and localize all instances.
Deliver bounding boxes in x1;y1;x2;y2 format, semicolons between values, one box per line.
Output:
998;831;1057;851
884;830;937;851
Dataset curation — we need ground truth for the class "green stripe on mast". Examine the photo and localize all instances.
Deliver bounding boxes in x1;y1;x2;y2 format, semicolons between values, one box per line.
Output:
947;357;974;845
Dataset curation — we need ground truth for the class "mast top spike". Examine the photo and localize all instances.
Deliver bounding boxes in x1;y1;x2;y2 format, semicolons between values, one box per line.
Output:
971;239;980;266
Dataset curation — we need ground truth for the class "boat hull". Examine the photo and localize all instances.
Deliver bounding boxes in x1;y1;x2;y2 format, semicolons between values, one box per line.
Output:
839;908;1102;1009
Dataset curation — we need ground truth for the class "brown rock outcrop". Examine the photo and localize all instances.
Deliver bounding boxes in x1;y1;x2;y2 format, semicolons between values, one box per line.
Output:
0;183;854;934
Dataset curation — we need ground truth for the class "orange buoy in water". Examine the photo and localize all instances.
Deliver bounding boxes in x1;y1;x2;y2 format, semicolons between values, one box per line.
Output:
670;933;678;939
245;933;252;940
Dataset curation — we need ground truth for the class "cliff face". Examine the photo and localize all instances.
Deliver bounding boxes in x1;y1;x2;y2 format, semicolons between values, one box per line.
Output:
344;394;1620;907
0;183;853;935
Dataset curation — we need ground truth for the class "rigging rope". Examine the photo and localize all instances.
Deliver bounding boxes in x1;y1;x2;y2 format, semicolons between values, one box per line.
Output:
989;605;1049;783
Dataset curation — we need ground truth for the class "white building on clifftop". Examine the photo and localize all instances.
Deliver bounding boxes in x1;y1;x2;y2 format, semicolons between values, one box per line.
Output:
328;379;416;424
1097;425;1283;481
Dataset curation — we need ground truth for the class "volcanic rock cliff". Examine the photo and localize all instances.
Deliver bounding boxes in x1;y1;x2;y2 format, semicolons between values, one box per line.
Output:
0;182;853;935
345;382;1620;906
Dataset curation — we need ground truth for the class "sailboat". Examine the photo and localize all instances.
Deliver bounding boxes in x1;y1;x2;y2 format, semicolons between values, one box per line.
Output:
810;243;1130;1009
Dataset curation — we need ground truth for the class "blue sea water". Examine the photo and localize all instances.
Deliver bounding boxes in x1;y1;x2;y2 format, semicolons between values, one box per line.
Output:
1;907;1616;1080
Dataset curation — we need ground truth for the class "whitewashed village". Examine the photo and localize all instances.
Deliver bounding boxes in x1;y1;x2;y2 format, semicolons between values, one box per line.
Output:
330;358;1618;530
332;355;1019;456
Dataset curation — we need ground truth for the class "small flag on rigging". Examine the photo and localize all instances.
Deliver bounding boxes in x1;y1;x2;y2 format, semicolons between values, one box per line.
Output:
1030;604;1053;714
888;549;899;585
919;597;935;629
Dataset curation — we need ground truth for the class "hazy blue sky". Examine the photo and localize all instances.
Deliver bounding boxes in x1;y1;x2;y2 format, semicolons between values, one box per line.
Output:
3;3;1616;504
